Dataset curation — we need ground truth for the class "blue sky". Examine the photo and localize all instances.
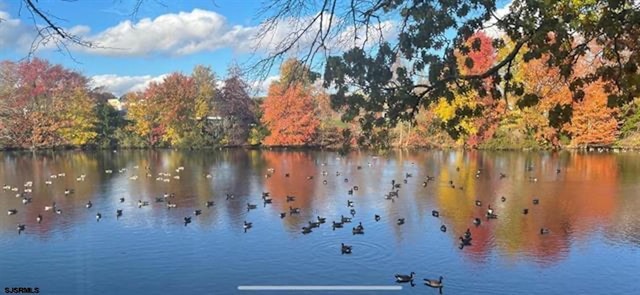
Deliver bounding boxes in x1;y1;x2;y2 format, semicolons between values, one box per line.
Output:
0;0;281;95
0;0;513;96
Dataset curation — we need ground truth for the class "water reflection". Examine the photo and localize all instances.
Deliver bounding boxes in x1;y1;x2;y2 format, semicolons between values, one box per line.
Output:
1;149;639;294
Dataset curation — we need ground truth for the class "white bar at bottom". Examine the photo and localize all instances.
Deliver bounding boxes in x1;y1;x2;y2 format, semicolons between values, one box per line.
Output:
238;285;402;291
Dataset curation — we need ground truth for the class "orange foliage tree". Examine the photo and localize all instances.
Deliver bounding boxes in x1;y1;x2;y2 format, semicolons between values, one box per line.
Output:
565;82;618;147
262;83;319;146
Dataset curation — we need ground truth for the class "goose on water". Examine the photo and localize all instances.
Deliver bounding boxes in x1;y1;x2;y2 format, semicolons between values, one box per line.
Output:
194;210;202;216
440;225;447;232
205;201;214;208
116;209;123;218
341;243;352;254
96;213;102;221
289;207;301;214
432;210;440;218
341;215;352;223
17;224;25;234
397;218;405;225
247;203;257;210
317;216;326;223
352;226;364;235
86;201;93;208
395;272;415;283
424;276;443;290
301;226;312;234
374;214;381;222
184;217;192;225
280;213;287;218
36;214;42;223
308;221;321;228
540;228;550;235
243;221;252;230
332;221;344;228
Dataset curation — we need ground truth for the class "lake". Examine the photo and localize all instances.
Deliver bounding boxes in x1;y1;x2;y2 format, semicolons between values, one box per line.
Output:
0;149;639;294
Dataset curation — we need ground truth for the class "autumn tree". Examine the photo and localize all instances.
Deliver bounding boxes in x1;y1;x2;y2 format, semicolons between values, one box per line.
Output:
433;32;502;147
254;0;639;146
217;66;255;145
565;81;618;147
261;59;321;146
262;84;319;146
126;90;164;146
191;65;217;146
0;58;95;149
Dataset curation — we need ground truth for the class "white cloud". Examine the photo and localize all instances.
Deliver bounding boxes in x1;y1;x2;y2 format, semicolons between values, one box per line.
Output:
90;73;168;96
79;9;255;56
482;1;514;38
1;8;395;58
246;12;396;56
0;10;35;50
249;75;279;95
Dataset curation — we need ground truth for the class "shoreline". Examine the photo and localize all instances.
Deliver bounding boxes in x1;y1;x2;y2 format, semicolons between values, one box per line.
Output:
1;144;638;153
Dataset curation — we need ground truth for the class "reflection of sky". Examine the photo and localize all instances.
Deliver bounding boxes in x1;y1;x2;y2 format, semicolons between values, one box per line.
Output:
0;150;639;294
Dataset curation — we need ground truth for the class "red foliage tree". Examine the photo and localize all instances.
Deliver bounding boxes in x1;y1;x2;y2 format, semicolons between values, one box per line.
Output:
0;58;90;149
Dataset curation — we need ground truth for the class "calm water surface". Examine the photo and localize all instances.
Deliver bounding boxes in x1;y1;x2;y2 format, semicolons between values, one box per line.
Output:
0;149;639;294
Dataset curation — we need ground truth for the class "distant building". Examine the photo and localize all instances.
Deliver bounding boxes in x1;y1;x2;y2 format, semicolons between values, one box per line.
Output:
107;99;123;111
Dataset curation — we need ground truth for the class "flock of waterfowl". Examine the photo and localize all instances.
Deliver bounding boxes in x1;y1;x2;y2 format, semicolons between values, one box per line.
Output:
2;158;558;292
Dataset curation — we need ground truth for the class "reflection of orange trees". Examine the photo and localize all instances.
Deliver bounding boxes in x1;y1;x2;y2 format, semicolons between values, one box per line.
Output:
553;153;617;231
435;151;618;264
262;151;318;229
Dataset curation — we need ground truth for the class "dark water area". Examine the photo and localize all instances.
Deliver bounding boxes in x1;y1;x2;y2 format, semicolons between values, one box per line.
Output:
0;149;638;294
